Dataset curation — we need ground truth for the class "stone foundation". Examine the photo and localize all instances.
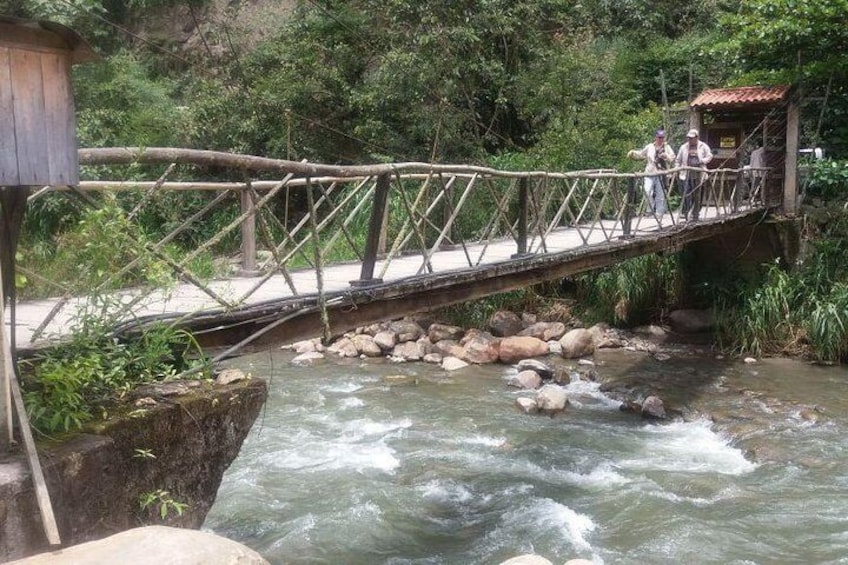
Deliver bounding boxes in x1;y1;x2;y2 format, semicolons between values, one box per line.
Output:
0;378;267;561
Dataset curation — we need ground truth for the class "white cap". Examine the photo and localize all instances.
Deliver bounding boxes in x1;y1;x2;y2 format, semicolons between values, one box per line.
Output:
687;129;699;138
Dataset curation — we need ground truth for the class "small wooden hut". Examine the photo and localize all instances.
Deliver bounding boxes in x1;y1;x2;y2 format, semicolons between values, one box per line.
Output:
690;85;799;215
0;16;98;186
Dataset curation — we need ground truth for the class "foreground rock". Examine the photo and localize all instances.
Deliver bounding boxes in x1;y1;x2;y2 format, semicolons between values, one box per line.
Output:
560;328;595;359
0;379;267;562
8;526;269;565
536;384;569;415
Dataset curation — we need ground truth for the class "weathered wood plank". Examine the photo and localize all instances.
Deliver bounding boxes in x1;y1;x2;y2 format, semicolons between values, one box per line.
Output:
0;47;19;186
41;52;78;185
10;48;48;186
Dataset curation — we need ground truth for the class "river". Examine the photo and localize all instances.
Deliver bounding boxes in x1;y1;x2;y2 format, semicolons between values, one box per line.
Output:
204;346;848;564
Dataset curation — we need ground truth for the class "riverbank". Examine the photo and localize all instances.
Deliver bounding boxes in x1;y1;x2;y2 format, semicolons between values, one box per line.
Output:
0;375;267;562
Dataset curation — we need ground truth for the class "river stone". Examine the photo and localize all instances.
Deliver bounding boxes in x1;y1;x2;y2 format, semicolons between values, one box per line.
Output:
559;328;595;359
393;340;424;361
9;526;269;565
428;323;465;342
328;336;359;357
499;336;549;363
668;308;715;333
433;339;463;357
508;370;543;389
536;384;568;414
488;310;524;337
374;331;398;351
215;369;247;385
514;397;539;414
423;353;443;364
518;321;566;341
499;554;552;565
516;359;554;379
460;328;496;346
459;335;501;364
521;312;537;326
390;320;425;342
641;395;667;419
548;340;562;355
352;334;382;357
417;336;435;356
292;351;325;366
290;339;317;354
442;356;470;371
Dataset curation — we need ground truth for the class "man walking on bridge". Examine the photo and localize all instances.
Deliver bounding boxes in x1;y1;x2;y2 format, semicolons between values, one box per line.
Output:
676;129;713;222
627;129;675;217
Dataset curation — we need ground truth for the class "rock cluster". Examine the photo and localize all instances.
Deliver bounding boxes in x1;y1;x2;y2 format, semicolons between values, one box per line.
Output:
284;308;681;422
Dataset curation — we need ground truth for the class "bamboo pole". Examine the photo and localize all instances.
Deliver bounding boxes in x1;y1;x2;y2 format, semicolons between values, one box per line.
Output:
0;260;61;545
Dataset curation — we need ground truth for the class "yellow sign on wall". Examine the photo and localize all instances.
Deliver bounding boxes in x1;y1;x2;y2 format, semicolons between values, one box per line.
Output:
720;136;736;149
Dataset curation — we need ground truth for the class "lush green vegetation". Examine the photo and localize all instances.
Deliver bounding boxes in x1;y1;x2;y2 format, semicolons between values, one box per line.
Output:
21;296;210;434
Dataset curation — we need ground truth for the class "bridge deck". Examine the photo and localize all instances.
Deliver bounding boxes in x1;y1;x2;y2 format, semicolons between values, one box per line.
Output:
7;205;761;351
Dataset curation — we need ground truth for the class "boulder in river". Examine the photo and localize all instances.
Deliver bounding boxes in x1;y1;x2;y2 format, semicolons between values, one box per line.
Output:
641;395;667;419
507;370;542;390
514;397;539;414
536;384;569;414
428;323;465;342
459;334;501;364
488;310;524;337
499;336;549;363
515;359;554;380
374;331;398;352
559;328;595;359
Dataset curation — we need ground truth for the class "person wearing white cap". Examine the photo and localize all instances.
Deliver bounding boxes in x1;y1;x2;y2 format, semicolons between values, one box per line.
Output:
675;129;713;222
627;128;675;216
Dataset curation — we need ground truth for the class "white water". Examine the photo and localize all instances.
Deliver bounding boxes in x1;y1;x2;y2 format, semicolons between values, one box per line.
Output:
205;352;848;564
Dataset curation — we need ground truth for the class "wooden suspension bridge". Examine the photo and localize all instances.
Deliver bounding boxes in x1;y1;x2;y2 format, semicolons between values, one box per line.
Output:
7;146;785;359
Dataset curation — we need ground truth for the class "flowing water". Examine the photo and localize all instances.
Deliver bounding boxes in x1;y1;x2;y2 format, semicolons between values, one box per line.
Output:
204;348;848;564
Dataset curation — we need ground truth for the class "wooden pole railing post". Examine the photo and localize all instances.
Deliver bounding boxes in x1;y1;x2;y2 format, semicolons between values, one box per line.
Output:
238;181;259;276
620;177;635;239
512;177;531;258
351;172;390;286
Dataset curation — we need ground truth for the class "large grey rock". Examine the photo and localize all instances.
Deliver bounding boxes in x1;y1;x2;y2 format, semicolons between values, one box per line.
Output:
514;397;539;415
515;359;554;380
458;335;501;364
442;356;470;371
433;339;462;358
328;336;359;358
559;328;595;359
214;368;247;386
668;309;715;333
536;384;569;414
392;340;425;361
351;334;382;357
488;310;524;337
641;395;667;419
428;323;465;342
507;370;542;390
518;322;566;341
389;320;425;342
9;526;269;564
499;336;549;363
373;331;398;352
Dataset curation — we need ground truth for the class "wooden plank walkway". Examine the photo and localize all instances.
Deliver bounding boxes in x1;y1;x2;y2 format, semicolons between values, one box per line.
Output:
7;205;761;350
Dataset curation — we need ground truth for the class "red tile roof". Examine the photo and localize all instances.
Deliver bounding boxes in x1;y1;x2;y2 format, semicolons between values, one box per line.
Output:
691;85;791;109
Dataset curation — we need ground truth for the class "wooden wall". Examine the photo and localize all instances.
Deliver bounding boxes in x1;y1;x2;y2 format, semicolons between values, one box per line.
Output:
0;37;79;186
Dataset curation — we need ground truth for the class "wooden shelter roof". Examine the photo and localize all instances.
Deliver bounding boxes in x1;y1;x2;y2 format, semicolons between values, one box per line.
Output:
0;16;99;64
691;85;791;110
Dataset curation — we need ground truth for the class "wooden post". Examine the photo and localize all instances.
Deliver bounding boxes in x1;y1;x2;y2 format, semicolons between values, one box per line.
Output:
783;99;800;216
0;260;61;545
238;182;259;276
620;178;635;239
351;173;390;286
511;177;530;258
377;187;390;257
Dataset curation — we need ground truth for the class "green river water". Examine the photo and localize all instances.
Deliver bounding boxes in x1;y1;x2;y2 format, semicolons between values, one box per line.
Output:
204;346;848;564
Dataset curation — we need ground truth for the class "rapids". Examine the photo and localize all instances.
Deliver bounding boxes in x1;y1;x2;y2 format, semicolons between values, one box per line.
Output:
205;348;848;564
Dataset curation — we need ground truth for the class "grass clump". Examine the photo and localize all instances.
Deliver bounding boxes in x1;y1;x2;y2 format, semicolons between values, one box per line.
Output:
21;297;210;435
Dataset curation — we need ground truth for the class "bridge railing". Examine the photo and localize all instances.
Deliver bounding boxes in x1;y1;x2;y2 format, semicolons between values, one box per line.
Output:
18;147;771;343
